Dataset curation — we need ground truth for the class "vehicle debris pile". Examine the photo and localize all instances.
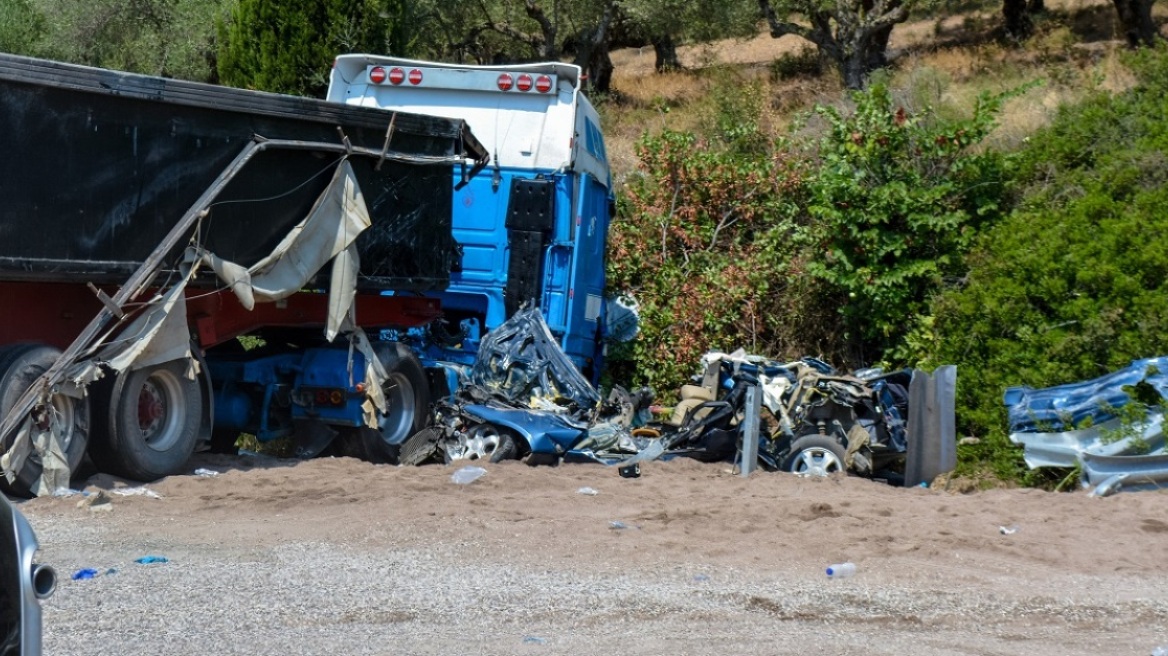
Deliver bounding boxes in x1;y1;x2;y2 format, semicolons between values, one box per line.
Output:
1004;357;1168;495
400;308;956;485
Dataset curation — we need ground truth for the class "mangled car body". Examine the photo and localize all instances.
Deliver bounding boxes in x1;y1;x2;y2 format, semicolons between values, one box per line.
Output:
402;308;957;486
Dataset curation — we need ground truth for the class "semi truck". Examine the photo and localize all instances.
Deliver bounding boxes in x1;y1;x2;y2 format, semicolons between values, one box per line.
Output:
0;52;488;497
325;56;616;386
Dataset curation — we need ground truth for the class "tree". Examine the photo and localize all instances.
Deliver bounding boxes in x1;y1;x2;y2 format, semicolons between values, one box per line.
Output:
757;0;912;89
217;0;409;96
1110;0;1160;47
0;0;48;56
8;0;229;81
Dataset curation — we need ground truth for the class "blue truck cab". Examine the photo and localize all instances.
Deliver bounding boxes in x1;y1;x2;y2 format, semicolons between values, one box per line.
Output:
326;56;614;384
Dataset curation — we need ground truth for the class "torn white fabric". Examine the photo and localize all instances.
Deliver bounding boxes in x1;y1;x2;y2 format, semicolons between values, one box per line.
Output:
326;243;361;342
31;415;69;497
341;316;388;427
205;160;372;312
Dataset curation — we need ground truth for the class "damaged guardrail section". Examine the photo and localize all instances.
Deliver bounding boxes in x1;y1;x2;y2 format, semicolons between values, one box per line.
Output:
1004;357;1168;494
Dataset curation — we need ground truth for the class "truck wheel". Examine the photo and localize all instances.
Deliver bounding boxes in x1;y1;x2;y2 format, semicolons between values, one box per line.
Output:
782;434;848;477
0;344;91;497
90;360;201;482
340;342;429;465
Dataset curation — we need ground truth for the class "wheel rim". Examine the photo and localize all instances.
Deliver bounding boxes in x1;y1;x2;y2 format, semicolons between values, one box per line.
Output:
377;372;416;446
458;425;501;460
135;369;186;452
791;446;844;477
32;394;77;455
48;395;77;453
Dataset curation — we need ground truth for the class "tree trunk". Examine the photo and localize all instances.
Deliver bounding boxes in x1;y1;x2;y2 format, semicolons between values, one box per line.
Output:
1110;0;1159;47
1027;0;1044;12
588;47;614;92
652;34;680;72
868;24;893;69
840;49;869;90
1003;0;1035;39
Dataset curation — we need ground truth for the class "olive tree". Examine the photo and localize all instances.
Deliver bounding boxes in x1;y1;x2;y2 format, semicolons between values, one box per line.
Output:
757;0;913;89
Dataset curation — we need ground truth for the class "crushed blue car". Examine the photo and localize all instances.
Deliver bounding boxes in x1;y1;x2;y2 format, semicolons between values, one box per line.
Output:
400;307;957;487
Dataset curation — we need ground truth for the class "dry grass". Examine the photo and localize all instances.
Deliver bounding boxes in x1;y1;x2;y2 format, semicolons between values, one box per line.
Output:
600;0;1163;181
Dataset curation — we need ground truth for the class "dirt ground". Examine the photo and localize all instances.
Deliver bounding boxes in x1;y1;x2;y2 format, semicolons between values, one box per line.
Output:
14;452;1168;655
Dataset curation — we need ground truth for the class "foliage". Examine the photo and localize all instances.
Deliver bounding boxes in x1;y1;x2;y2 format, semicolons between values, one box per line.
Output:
606;122;804;392
4;0;229;81
925;46;1168;480
0;0;47;56
217;0;409;96
798;82;1015;363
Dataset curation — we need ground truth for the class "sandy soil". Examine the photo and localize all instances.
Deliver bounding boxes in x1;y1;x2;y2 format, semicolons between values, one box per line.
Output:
14;452;1168;655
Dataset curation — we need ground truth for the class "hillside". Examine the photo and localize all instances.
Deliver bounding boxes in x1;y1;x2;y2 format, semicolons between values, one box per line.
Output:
600;0;1161;184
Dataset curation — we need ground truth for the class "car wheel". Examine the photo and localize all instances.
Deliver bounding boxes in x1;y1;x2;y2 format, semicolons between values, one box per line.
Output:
782;434;848;477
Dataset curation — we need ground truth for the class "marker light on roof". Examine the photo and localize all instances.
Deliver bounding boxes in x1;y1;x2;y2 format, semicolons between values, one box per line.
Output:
516;74;533;92
388;67;405;85
535;75;553;93
369;66;387;83
497;73;514;91
408;68;423;85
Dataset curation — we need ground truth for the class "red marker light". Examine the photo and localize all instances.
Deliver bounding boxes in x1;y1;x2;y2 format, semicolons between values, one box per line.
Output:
369;66;387;83
497;73;514;91
388;67;405;85
535;75;552;93
408;68;423;85
516;74;533;92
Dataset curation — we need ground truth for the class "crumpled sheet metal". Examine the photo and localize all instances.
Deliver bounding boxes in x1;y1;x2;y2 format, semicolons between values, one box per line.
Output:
1081;449;1168;492
1003;356;1168;433
1008;415;1167;469
1004;358;1168;485
1;160;380;494
470;306;601;413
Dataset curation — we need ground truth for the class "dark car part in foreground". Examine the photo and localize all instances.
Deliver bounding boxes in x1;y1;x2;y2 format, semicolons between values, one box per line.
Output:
1;494;56;656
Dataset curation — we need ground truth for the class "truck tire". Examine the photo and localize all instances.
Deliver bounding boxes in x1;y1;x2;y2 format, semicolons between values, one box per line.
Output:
339;342;429;465
89;359;201;482
782;434;848;477
0;344;91;497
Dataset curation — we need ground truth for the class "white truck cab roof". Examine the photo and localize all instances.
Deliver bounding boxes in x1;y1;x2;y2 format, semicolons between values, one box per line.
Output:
327;55;609;187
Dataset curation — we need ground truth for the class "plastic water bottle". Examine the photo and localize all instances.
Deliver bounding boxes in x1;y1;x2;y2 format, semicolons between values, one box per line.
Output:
826;562;856;579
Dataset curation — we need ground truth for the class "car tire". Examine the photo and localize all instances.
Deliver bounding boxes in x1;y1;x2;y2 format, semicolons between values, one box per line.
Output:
782;434;848;477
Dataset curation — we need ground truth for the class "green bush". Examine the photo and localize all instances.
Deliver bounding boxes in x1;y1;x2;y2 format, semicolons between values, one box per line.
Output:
926;47;1168;481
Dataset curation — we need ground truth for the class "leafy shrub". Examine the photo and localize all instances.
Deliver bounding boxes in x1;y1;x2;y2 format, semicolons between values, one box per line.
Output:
926;47;1168;480
797;82;1015;362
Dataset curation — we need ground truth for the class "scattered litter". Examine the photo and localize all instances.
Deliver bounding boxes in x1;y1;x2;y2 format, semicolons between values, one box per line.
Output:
576;487;599;496
53;487;87;497
693;574;710;582
522;636;548;645
618;463;640;479
999;525;1019;535
609;520;629;530
826;562;857;579
134;555;169;565
110;487;162;499
193;468;220;477
71;568;99;581
77;490;112;511
1151;645;1167;656
451;465;487;485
